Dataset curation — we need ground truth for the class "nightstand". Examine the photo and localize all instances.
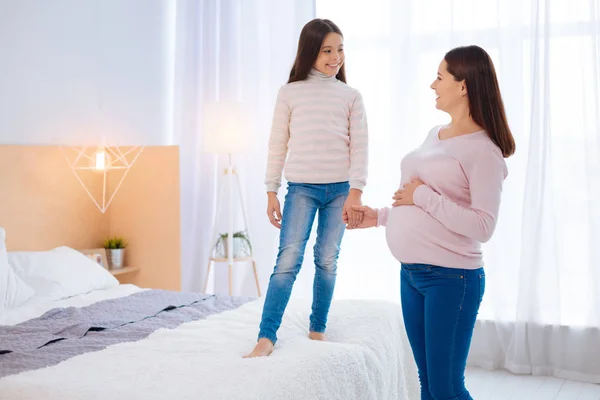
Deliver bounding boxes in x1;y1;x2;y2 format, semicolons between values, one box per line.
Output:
109;266;140;276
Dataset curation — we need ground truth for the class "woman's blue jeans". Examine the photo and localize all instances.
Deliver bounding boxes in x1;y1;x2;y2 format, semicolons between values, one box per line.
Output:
401;263;485;400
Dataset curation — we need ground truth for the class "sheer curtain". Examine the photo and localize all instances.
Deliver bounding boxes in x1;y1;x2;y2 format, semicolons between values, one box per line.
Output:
173;0;315;296
318;0;600;383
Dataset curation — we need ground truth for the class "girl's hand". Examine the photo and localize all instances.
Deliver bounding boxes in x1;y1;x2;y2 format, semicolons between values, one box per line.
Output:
347;205;378;229
267;192;282;229
342;189;364;228
392;180;424;206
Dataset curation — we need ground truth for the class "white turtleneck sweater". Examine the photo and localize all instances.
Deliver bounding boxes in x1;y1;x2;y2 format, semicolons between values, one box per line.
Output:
265;69;369;193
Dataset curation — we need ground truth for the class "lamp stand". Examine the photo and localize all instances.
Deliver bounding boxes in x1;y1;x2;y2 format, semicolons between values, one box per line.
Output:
202;154;261;296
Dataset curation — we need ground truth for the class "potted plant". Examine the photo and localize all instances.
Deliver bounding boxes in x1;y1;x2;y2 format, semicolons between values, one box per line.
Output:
214;230;252;259
103;236;127;269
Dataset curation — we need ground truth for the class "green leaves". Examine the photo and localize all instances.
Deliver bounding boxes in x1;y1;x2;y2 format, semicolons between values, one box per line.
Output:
103;236;127;249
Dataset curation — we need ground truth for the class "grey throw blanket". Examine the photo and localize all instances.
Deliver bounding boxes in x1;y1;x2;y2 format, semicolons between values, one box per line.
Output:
0;290;254;378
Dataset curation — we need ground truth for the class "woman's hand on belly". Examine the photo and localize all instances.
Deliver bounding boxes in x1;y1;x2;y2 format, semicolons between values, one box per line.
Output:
393;179;424;206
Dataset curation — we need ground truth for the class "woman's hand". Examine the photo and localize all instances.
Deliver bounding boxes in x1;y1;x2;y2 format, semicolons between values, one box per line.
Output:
267;192;282;229
342;189;364;228
347;205;378;229
392;180;424;206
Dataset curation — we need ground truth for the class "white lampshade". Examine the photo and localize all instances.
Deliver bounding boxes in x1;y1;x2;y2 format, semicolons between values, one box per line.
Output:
202;101;252;154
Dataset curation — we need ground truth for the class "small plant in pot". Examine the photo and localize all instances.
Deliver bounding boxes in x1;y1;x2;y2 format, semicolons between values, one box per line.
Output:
214;231;252;259
103;236;127;269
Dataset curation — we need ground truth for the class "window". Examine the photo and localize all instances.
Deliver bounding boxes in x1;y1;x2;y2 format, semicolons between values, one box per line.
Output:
317;0;600;327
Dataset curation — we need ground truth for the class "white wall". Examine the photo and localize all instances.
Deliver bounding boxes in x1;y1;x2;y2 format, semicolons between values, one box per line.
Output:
0;0;174;145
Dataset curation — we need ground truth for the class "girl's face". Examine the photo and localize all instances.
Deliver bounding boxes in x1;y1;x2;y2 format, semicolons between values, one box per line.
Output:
313;33;344;76
430;59;466;112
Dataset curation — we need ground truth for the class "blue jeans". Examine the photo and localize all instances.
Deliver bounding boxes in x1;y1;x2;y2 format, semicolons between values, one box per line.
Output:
258;182;349;344
401;263;485;400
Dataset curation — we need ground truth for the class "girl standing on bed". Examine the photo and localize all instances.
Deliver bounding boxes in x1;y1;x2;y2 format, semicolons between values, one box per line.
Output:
349;45;515;399
245;18;369;358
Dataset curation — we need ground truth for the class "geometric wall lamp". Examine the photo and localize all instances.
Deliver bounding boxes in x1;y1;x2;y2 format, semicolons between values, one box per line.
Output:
60;146;144;214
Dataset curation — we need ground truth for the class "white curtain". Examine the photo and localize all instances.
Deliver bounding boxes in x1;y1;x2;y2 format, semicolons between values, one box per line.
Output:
318;0;600;383
173;0;315;296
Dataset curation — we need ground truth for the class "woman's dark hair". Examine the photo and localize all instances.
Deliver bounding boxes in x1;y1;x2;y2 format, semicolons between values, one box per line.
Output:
445;45;516;157
288;18;346;84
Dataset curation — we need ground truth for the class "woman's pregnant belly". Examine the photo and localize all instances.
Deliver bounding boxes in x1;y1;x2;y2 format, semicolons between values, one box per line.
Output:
385;205;483;268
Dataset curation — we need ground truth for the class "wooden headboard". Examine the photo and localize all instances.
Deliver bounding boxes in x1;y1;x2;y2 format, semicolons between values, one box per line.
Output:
0;145;181;291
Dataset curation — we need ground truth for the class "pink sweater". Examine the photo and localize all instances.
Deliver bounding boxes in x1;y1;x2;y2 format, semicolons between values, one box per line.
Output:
265;69;369;193
378;125;508;269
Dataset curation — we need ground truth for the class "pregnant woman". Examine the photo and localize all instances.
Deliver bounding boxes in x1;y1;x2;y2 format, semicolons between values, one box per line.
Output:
349;45;515;400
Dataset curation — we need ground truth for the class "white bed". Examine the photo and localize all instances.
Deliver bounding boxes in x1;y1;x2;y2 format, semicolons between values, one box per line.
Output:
1;285;419;400
0;234;419;400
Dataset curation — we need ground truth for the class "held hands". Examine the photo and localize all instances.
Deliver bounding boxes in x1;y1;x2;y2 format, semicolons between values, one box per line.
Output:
342;189;364;229
266;192;282;229
347;179;425;230
392;180;424;206
346;205;378;229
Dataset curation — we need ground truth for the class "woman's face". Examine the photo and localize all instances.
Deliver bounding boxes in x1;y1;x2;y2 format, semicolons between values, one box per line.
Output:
313;33;344;76
430;59;466;112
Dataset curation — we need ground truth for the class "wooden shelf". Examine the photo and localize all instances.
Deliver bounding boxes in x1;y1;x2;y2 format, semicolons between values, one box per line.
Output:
209;256;253;263
109;266;140;276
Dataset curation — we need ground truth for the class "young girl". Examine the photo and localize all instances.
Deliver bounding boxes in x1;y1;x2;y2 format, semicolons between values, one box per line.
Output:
350;45;515;399
245;18;369;358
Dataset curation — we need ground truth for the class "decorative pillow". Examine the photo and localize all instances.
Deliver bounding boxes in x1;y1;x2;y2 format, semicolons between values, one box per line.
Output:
8;246;119;301
0;227;35;312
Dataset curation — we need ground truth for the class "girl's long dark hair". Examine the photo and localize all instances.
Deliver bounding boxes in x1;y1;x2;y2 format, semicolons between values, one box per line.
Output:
445;45;516;157
288;19;346;84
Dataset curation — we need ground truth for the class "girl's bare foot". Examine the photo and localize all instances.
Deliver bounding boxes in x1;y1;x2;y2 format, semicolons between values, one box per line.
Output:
243;338;274;358
308;331;326;341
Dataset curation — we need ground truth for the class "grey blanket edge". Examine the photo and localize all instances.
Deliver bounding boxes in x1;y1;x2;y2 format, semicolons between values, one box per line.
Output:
0;290;255;379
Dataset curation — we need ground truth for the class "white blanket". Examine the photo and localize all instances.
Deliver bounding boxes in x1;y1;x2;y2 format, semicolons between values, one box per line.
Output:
0;297;419;400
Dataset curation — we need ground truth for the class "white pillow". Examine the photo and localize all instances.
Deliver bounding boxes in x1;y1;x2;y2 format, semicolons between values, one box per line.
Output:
0;227;36;312
8;246;119;301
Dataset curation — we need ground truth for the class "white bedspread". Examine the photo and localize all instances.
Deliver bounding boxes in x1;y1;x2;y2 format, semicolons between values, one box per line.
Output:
0;296;419;400
0;284;144;326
